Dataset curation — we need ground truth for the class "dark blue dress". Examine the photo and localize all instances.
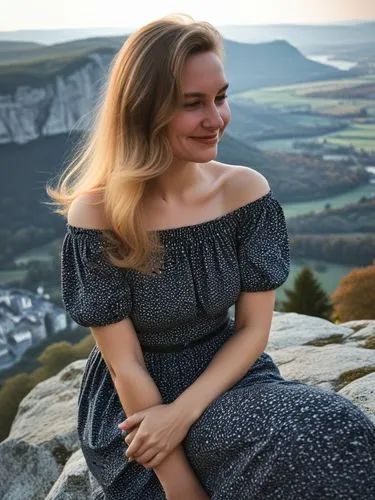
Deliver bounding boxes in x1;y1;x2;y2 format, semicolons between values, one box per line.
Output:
61;190;375;499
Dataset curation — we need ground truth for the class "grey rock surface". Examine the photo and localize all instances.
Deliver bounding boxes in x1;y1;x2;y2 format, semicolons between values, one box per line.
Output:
0;314;374;499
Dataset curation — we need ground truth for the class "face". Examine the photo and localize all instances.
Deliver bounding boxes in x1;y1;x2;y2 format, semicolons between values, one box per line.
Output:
166;51;231;164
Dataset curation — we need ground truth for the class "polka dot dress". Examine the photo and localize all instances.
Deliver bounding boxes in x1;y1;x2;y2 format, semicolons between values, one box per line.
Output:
61;189;375;499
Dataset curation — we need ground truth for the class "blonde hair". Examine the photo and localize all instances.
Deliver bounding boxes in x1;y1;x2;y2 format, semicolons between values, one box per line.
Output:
47;13;223;274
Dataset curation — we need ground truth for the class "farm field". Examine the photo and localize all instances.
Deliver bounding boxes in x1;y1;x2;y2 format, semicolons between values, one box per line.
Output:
315;123;375;152
257;123;375;153
235;75;375;155
234;75;375;116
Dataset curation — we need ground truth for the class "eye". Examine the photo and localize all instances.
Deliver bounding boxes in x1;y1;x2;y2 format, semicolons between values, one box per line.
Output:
183;101;201;108
183;94;228;109
215;94;228;103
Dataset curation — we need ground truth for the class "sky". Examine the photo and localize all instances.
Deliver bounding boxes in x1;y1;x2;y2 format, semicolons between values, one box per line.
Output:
1;0;374;31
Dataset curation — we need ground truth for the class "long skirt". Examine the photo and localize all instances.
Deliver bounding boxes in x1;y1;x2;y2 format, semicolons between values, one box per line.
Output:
78;318;375;499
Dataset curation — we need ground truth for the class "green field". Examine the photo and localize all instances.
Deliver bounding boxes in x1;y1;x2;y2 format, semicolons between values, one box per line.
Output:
257;123;375;153
314;123;375;152
236;75;375;153
234;75;375;115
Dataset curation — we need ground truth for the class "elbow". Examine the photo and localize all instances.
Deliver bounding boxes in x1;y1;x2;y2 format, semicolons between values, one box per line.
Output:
238;325;270;352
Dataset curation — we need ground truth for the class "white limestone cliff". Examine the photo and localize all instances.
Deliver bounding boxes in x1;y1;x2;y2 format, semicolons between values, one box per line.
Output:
0;53;112;145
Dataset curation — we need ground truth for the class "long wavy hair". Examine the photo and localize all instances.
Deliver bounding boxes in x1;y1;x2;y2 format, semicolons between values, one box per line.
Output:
47;14;223;274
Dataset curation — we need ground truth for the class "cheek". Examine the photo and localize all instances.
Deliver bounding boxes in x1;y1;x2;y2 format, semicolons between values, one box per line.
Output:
168;113;200;138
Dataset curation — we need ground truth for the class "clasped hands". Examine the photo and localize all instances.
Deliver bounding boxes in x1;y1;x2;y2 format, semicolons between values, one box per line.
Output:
117;402;192;469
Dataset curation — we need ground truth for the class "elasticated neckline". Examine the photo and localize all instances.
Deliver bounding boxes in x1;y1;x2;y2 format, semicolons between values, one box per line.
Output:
66;189;272;240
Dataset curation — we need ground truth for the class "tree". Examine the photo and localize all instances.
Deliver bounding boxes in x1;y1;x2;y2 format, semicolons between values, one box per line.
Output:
0;373;35;442
37;342;79;374
330;260;375;322
279;266;333;319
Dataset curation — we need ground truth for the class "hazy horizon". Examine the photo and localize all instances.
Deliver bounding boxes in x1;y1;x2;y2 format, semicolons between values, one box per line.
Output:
1;0;375;31
1;19;375;34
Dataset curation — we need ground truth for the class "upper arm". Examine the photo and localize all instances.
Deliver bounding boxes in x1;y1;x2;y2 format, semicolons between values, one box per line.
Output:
234;290;275;337
66;194;144;377
91;319;146;381
230;167;274;334
67;192;108;229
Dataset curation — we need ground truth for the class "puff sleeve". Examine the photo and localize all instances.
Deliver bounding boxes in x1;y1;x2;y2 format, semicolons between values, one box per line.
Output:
61;226;132;327
237;190;290;292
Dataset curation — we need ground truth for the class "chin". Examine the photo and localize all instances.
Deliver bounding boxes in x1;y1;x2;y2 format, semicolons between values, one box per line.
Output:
190;147;218;163
189;154;217;164
174;145;219;164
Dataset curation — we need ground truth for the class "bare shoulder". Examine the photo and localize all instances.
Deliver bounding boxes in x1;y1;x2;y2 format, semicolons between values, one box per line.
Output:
213;162;270;210
227;165;270;200
67;192;109;229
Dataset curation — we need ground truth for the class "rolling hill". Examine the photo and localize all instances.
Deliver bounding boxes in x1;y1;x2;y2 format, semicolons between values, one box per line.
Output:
0;131;369;234
0;37;342;93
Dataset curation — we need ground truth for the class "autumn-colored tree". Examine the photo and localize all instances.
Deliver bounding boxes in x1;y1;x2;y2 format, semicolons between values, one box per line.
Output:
330;260;375;322
279;266;333;319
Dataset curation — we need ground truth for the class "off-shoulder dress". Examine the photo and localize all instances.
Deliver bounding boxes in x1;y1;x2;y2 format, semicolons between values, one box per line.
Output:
61;190;375;499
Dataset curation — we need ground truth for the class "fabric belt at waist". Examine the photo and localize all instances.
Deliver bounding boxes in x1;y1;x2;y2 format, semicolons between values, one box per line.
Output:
141;317;230;353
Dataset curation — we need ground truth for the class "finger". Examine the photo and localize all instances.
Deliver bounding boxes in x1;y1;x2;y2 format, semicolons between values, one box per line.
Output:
134;448;158;465
124;429;137;445
123;412;144;430
131;441;158;460
126;434;145;458
143;451;167;469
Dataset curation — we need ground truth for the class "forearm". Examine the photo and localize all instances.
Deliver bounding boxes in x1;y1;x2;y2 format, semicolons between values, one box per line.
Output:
114;364;200;491
172;326;268;422
114;363;163;412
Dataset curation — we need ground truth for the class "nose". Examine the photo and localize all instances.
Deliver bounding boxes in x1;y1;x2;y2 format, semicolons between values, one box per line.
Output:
202;103;225;129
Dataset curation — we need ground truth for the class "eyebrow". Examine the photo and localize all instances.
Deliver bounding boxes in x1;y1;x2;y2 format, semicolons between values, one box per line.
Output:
183;83;229;98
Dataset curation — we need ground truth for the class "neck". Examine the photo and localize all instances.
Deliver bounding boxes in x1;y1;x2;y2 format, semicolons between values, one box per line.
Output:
147;160;204;204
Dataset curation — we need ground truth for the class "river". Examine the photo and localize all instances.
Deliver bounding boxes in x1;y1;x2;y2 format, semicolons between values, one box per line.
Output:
307;55;358;71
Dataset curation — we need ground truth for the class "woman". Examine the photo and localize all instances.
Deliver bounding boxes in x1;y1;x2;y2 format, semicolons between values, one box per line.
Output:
48;14;375;500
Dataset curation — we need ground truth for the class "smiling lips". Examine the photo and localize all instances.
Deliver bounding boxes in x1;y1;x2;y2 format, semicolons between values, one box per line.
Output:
190;134;218;144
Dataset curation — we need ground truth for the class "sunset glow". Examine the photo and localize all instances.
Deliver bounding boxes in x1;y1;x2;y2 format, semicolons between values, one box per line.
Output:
1;0;374;31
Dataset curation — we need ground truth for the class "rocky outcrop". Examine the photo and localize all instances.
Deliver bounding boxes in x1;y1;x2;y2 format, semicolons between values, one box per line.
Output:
0;361;84;499
44;448;92;500
268;313;375;391
0;313;374;499
0;53;112;145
